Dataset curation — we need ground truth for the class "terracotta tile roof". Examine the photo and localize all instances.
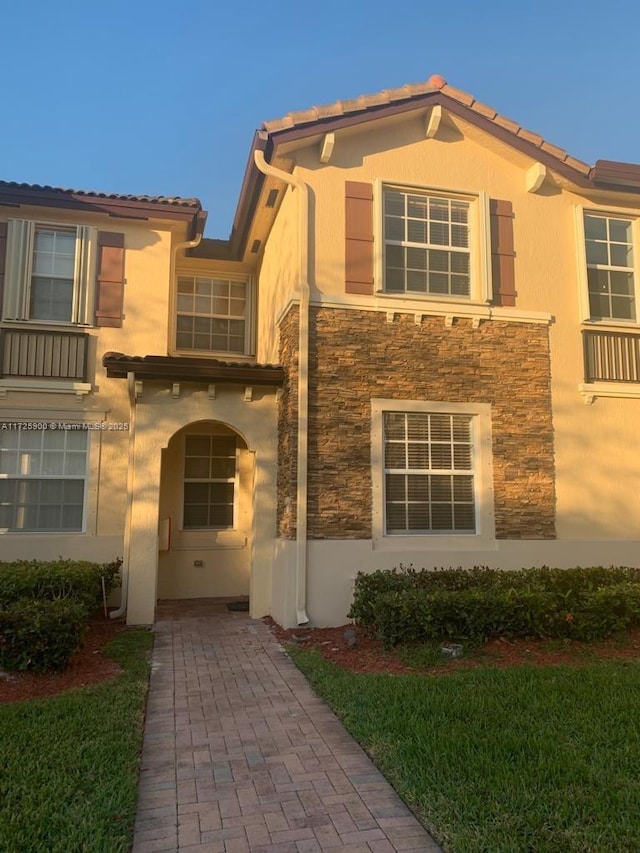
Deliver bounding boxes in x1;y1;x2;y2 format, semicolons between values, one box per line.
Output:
102;352;284;385
261;77;442;133
0;180;201;208
261;74;592;177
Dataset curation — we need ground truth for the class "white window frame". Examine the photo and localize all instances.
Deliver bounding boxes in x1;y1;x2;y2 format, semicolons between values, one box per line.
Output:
2;220;97;326
174;272;255;358
373;180;492;304
371;398;495;549
0;423;94;534
181;433;239;531
575;205;640;327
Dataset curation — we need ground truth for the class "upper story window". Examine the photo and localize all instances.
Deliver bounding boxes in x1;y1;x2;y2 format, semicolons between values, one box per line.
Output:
2;220;97;325
176;275;253;356
384;189;471;297
584;213;636;322
31;227;77;321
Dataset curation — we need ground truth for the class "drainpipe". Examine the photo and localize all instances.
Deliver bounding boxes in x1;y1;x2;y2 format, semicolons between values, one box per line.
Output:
109;371;138;619
254;149;310;626
170;228;205;329
110;226;204;620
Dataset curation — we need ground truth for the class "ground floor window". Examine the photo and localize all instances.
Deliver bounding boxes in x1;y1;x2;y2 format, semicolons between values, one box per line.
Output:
371;399;494;542
0;428;87;531
183;434;237;529
383;411;475;534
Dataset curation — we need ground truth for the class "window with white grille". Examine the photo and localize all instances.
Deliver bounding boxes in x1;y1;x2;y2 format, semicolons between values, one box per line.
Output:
371;399;495;543
176;276;252;355
2;220;95;324
383;412;475;534
384;189;471;297
183;434;237;529
0;428;87;531
584;213;636;321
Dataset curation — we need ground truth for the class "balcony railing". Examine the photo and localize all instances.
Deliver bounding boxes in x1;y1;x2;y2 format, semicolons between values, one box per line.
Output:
0;328;89;381
583;329;640;384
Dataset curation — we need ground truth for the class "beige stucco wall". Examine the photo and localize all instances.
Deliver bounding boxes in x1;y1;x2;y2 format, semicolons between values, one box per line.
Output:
256;183;300;364
0;200;282;625
276;110;640;544
0;205;179;566
157;421;252;599
125;381;279;624
274;538;640;628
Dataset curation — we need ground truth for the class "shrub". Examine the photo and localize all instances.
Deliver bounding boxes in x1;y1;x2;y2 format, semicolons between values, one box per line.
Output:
0;558;122;613
349;565;640;647
0;559;122;673
0;598;88;672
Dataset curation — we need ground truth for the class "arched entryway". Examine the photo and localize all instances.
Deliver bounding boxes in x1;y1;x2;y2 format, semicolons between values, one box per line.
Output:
157;420;253;601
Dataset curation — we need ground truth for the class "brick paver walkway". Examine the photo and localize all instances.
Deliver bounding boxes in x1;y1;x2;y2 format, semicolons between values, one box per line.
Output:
132;599;442;853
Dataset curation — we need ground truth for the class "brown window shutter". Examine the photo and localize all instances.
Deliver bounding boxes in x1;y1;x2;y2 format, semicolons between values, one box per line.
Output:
490;200;516;307
95;231;125;327
345;181;374;295
0;221;7;315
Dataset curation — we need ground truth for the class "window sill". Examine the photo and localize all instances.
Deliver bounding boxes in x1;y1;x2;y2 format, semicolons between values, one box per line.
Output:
372;533;498;551
170;529;247;550
0;380;92;398
0;529;86;536
579;382;640;404
581;319;640;333
0;319;94;332
170;349;255;362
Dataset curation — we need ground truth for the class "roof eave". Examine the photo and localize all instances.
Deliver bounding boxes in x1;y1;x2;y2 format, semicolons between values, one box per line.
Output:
0;184;205;234
226;131;270;260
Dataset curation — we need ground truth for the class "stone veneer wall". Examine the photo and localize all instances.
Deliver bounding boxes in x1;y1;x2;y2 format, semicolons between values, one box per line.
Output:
277;308;299;537
277;306;556;541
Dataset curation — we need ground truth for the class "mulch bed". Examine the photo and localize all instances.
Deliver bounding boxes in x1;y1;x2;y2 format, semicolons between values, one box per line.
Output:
0;613;124;704
4;613;640;705
264;617;640;675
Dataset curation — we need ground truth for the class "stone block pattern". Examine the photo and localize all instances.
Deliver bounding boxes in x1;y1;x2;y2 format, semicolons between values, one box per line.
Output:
277;309;299;538
278;306;556;541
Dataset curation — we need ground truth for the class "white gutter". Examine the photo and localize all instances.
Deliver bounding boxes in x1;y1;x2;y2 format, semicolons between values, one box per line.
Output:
254;149;310;625
110;228;203;621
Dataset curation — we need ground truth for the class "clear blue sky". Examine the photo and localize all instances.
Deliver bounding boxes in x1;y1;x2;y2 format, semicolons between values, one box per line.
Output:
2;0;639;238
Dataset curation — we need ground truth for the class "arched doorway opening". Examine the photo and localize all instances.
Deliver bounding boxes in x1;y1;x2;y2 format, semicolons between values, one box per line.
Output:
157;420;252;601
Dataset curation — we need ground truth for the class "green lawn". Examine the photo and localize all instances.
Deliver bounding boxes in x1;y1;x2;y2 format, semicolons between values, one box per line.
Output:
0;629;152;853
290;647;640;853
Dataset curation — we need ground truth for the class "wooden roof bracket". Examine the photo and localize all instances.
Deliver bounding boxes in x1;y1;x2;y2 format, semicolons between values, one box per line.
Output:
425;105;443;139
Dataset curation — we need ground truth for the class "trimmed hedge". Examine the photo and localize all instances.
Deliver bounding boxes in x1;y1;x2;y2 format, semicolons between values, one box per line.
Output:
0;558;122;612
0;598;88;672
0;558;122;672
349;565;640;646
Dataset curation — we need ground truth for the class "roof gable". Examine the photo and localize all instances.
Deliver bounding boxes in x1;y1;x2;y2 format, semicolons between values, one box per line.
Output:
261;75;592;181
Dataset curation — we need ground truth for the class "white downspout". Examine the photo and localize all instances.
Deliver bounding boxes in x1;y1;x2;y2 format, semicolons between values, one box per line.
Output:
110;227;203;621
109;371;138;619
170;230;204;340
254;149;310;625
